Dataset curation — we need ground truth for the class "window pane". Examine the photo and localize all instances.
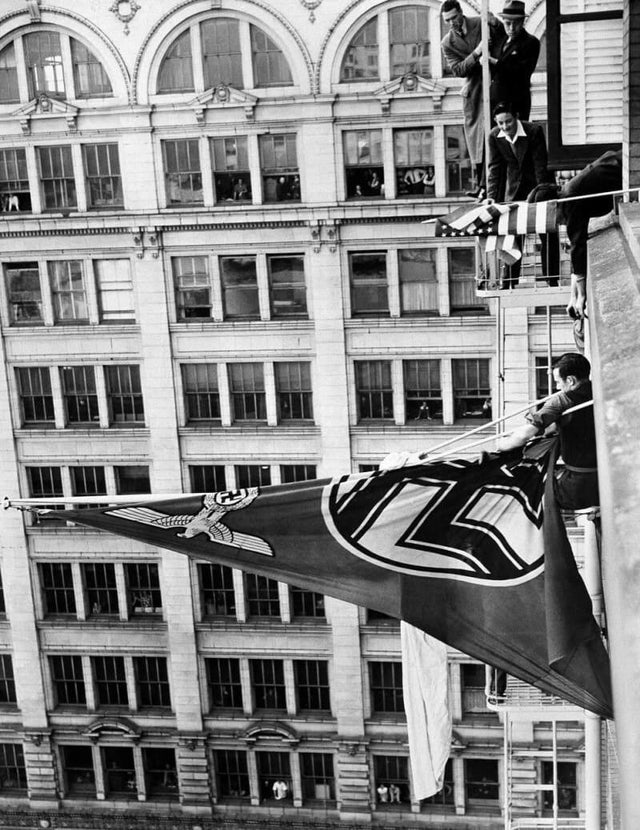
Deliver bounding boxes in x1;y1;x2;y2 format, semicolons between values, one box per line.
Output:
404;359;442;422
268;255;307;318
399;249;438;314
275;362;313;421
173;256;211;319
189;465;226;492
445;126;473;195
95;259;134;322
134;656;171;708
374;755;409;805
344;130;384;199
142;748;178;799
71;39;112;98
350;253;388;315
162;140;202;205
369;662;404;713
38;146;77;209
215;749;249;800
250;659;286;710
201;18;243;89
0;148;31;211
25;32;65;98
115;466;151;495
251;25;293;87
448;247;487;314
82;562;118;616
39;562;76;616
125;562;161;614
300;753;335;803
389;7;430;78
182;364;220;421
246;574;280;618
102;746;136;797
206;657;243;709
395;129;434;198
465;759;499;800
294;660;330;711
16;367;54;424
0;744;27;791
50;655;85;706
5;263;42;324
49;261;87;323
355;360;393;420
0;44;19;103
105;365;144;424
229;364;266;421
452;358;491;421
259;135;300;203
83;144;122;207
220;257;259;319
340;18;379;81
199;563;235;617
235;465;271;487
211;136;251;203
61;745;95;796
158;30;194;92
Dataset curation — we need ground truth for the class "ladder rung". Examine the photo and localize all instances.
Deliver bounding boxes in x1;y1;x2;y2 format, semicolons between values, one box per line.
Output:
512;783;554;792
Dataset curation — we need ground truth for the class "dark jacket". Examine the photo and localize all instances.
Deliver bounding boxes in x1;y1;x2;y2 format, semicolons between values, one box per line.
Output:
487;120;548;202
490;28;540;120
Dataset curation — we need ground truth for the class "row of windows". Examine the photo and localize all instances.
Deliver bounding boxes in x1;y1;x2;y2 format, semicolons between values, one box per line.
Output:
0;739;575;813
0;124;472;215
1;247;485;329
13;357;490;430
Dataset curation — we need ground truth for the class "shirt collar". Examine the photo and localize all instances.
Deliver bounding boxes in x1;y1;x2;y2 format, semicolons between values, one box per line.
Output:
498;120;526;144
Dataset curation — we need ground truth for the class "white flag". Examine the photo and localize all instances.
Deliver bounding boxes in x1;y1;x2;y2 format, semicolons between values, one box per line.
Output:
401;621;452;800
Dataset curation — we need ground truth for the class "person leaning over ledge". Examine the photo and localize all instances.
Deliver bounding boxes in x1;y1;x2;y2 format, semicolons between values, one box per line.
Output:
496;352;598;511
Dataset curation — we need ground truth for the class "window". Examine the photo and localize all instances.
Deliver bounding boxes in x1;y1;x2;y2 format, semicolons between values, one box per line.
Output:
0;148;31;211
399;249;438;315
275;362;313;421
60;745;95;797
157;30;193;93
71;39;112;98
82;562;118;616
115;466;151;495
374;755;409;806
452;359;491;421
214;749;249;800
211;136;251;203
445;125;473;195
404;360;442;422
162;139;203;205
220;256;259;319
202;18;243;88
5;262;42;324
142;748;178;799
369;662;404;713
189;465;226;493
92;656;128;707
125;563;161;615
83;144;122;207
251;25;293;86
0;656;15;705
389;6;430;77
535;355;559;400
0;744;27;792
91;656;129;706
246;574;280;618
340;19;379;81
105;365;144;424
173;256;211;320
350;253;388;315
250;659;286;711
25;32;64;98
355;361;393;420
199;563;236;617
49;261;87;323
542;761;577;812
256;751;291;801
134;657;171;708
206;657;243;710
182;364;220;422
0;44;19;103
259;134;300;202
38;146;77;210
280;465;317;484
235;465;271;487
461;663;492;715
39;563;76;616
16;367;54;425
229;363;266;421
547;0;623;165
60;366;98;424
157;19;292;93
267;255;307;318
344;130;384;199
422;759;454;807
465;758;499;802
395;129;434;198
448;247;487;314
102;746;136;797
290;587;325;618
300;753;335;803
94;260;134;323
27;467;63;525
49;655;85;706
294;660;330;712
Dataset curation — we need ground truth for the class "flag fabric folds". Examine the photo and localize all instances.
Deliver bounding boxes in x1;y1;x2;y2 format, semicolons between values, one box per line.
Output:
424;199;558;264
31;441;612;718
401;622;452;799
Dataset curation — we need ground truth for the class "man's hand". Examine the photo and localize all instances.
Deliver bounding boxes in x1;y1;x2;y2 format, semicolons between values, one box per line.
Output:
566;273;587;319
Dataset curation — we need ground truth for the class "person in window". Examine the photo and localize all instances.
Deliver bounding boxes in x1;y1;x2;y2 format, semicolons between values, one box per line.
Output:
489;0;540;122
272;779;289;799
423;166;436;196
486;101;550;286
367;171;382;196
376;782;389;802
233;177;248;200
497;352;598;511
441;0;506;199
389;783;401;803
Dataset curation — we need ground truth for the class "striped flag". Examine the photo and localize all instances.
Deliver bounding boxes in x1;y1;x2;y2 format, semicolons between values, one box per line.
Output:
424;200;558;264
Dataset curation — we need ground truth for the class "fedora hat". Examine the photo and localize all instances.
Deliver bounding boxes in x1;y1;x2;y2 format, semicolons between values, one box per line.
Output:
500;0;526;18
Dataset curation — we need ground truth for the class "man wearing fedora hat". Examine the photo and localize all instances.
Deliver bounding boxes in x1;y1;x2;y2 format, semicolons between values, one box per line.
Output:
490;0;540;121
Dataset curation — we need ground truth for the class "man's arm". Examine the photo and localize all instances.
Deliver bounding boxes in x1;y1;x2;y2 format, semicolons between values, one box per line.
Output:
441;32;481;78
530;124;549;186
486;131;504;202
496;423;538;452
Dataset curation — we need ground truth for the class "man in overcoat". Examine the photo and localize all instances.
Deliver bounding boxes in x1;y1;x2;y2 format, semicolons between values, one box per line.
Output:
490;0;540;120
441;0;505;197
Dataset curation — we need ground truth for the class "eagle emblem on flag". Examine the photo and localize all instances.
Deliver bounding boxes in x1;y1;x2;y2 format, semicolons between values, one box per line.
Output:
104;489;273;556
322;457;547;585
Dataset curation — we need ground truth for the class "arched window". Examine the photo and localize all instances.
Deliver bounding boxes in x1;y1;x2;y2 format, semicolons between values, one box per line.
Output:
157;18;293;94
340;5;431;83
0;32;113;103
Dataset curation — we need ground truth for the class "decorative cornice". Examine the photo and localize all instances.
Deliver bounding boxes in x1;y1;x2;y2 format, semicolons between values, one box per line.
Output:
374;73;446;115
299;0;323;23
110;0;141;36
12;94;79;134
83;716;142;744
241;720;299;746
189;85;258;123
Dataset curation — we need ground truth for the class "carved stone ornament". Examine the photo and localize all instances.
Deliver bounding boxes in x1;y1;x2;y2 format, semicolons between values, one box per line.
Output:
110;0;140;35
299;0;323;22
12;96;79;135
189;85;258;123
374;73;447;115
